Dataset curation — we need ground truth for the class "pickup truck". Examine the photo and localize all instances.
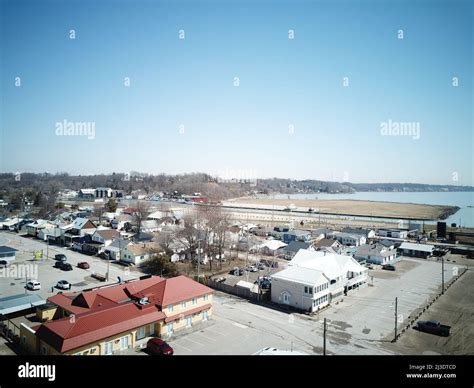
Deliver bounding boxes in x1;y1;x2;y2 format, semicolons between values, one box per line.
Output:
415;320;451;337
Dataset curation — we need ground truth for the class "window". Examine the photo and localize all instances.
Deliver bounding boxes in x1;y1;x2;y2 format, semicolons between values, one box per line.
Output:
192;297;197;305
149;324;154;335
104;341;113;355
167;323;174;335
203;294;209;301
308;287;313;294
167;305;174;313
186;316;192;327
202;310;208;321
120;336;129;350
41;345;48;355
181;301;186;309
304;286;308;294
136;326;146;340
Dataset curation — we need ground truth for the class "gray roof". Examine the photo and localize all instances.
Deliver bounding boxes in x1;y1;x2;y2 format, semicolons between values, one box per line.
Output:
399;242;434;252
0;294;46;315
284;241;310;253
0;246;17;254
355;243;396;257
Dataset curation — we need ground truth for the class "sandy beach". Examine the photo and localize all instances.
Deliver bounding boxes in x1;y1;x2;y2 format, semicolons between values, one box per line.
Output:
226;197;459;220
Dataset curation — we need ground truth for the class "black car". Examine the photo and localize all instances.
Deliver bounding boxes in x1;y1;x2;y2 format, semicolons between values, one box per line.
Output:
54;254;67;262
382;264;396;271
54;262;73;271
416;320;451;337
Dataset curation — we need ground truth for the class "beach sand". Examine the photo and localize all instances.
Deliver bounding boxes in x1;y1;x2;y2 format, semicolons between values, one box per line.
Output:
226;197;458;220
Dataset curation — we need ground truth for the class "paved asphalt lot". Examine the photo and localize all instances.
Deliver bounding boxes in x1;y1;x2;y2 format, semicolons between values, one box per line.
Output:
0;232;139;299
0;231;465;355
168;258;462;355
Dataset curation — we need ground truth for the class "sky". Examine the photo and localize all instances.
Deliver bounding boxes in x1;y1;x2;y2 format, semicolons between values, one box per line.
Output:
0;0;472;185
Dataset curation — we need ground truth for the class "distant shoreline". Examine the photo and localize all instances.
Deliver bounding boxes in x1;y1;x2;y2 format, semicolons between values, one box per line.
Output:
226;197;460;221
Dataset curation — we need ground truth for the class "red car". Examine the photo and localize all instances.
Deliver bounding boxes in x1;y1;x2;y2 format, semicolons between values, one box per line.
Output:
77;262;90;269
146;338;174;355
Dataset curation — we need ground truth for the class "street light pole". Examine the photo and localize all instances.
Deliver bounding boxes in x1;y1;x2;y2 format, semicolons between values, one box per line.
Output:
441;255;445;295
394;297;398;342
323;318;327;356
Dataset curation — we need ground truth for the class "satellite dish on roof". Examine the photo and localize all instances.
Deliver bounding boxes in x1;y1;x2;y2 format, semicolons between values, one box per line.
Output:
139;297;149;305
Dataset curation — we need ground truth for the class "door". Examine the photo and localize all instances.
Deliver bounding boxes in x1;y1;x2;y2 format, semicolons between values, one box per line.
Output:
282;292;290;305
186;316;192;327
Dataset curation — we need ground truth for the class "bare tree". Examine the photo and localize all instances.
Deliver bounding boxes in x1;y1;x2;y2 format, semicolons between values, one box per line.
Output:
176;211;200;266
197;205;230;271
134;200;151;236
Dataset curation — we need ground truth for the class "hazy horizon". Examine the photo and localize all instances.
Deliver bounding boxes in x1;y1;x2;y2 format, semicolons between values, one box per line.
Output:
1;0;472;185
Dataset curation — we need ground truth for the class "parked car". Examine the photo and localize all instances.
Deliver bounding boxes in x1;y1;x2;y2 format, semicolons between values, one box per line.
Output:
54;262;73;271
54;254;67;262
77;262;90;269
415;320;451;337
56;280;72;290
257;263;266;270
230;267;244;276
382;264;396;271
26;280;41;290
146;338;174;355
247;265;258;272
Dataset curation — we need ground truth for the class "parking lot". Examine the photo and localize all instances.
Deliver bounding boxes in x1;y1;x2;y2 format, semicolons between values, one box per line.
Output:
167;257;464;355
0;231;468;356
0;231;141;300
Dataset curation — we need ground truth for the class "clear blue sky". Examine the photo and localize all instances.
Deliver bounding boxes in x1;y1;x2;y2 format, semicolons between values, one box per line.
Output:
1;0;472;185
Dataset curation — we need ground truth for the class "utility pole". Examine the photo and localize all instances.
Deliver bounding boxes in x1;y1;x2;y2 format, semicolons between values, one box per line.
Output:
394;297;398;342
198;238;201;281
441;255;444;295
323;318;327;355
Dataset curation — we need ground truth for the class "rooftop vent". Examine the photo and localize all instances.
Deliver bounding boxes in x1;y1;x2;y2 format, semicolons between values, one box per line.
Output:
138;297;149;305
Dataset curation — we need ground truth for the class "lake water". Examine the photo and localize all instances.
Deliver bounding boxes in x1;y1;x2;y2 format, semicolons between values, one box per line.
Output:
273;192;474;227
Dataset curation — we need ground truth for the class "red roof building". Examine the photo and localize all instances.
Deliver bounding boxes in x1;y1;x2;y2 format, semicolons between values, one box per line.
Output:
27;275;213;355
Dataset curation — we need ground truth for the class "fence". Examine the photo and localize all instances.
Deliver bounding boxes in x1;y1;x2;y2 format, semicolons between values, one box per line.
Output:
206;279;270;302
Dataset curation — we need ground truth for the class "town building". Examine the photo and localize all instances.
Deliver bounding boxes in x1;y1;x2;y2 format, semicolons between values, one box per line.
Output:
398;242;434;258
353;243;397;265
377;228;409;239
271;250;368;312
121;242;165;265
20;275;213;355
0;246;17;263
333;232;366;246
341;227;376;239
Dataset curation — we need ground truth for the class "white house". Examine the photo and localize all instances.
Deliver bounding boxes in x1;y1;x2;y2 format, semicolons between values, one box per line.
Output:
91;229;121;247
398;242;434;258
26;220;55;237
341;227;376;239
271;266;331;312
378;228;409;239
139;220;161;233
121;242;164;265
334;232;366;246
70;217;97;236
271;250;368;312
353;243;397;265
103;238;131;260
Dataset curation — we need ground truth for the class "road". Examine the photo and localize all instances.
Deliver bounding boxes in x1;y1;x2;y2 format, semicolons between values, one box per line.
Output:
0;231;141;300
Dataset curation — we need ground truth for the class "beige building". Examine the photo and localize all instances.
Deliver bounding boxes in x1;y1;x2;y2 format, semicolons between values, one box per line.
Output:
20;275;213;355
